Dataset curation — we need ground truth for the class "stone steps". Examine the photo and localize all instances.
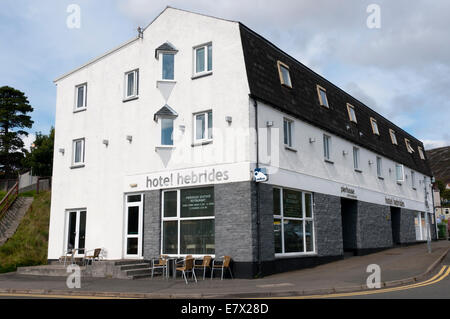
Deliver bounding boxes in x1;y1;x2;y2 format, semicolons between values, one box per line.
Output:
0;197;34;246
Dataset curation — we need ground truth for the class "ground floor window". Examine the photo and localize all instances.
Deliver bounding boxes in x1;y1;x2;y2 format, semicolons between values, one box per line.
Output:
414;212;429;241
273;187;315;255
161;186;215;255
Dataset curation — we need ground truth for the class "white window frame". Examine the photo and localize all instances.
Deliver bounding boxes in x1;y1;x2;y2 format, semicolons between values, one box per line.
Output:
161;188;215;258
64;209;87;257
193;110;213;143
370;117;379;135
74;83;87;111
411;171;416;190
160;117;174;146
124;69;139;100
72;138;85;166
376;156;383;178
273;187;316;256
283;118;293;148
395;163;404;183
193;43;212;77
353;147;360;171
323;134;331;161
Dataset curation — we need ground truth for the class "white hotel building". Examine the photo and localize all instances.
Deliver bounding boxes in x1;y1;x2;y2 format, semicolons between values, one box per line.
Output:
48;7;436;277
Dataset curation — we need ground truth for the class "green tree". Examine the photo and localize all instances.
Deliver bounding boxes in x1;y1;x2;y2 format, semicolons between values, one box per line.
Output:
22;128;54;177
0;86;34;178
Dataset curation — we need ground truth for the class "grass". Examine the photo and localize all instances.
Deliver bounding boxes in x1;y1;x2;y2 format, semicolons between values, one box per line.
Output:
0;191;51;273
0;191;6;201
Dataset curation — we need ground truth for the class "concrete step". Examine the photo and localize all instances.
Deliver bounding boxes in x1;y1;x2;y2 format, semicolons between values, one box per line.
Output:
125;268;153;277
120;263;151;271
114;259;150;266
17;265;89;277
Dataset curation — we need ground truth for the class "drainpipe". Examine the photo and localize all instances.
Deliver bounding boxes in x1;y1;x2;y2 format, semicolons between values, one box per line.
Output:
253;97;262;277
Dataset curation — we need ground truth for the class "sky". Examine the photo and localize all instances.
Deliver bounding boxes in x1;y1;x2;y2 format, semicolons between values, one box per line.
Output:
1;0;449;150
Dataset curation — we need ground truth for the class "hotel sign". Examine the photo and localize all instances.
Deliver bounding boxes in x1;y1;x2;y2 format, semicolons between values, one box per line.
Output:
385;197;405;207
124;163;251;191
341;186;357;199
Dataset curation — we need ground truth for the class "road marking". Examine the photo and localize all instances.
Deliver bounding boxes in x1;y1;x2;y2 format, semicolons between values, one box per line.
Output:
271;265;450;299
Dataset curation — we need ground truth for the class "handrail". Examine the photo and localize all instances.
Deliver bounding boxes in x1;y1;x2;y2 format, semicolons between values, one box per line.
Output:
0;181;19;220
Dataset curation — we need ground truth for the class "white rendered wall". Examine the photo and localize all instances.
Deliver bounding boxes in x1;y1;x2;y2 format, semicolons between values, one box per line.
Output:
48;8;252;260
252;100;433;212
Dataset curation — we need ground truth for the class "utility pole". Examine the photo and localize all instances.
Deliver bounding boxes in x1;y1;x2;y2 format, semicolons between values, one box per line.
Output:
424;177;432;253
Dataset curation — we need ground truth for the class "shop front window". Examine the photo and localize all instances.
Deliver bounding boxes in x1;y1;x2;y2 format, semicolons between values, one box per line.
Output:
162;187;215;255
273;187;315;255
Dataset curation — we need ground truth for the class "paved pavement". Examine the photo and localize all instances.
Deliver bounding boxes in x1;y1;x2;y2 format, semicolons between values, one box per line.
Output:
0;241;448;298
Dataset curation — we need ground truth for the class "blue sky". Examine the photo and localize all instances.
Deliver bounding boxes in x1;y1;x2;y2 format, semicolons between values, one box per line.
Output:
1;0;449;149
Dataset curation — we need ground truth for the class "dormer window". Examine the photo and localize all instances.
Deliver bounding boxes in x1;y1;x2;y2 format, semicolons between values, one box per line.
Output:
277;61;292;88
347;103;357;123
389;129;398;145
418;146;425;160
405;138;414;153
316;85;329;108
155;42;178;81
370;117;379;135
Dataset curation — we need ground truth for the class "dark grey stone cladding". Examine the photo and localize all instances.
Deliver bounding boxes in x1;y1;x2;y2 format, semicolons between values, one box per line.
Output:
143;190;161;259
356;201;393;249
399;208;418;244
314;193;344;256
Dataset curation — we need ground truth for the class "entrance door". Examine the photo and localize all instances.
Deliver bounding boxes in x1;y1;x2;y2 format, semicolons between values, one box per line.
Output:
391;207;401;245
124;194;143;258
66;210;87;256
341;198;358;256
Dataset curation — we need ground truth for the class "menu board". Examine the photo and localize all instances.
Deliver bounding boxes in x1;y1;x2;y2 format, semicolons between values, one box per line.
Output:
181;187;215;217
283;189;302;218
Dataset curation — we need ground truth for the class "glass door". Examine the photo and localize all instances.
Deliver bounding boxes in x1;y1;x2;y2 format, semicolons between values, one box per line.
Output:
66;210;86;256
124;194;143;258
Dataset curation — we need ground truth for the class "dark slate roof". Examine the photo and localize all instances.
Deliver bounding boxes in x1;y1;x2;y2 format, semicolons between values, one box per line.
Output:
239;23;432;176
155;42;178;58
154;104;178;121
426;147;450;183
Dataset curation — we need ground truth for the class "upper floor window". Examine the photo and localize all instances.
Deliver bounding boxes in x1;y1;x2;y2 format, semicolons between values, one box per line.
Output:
194;110;212;142
347;103;357;123
376;156;383;177
395;164;404;183
323;134;331;161
124;69;139;99
389;129;398;145
418;146;425;160
353;147;360;170
194;43;212;76
411;171;416;189
283;118;293;147
405;138;414;153
277;61;292;88
161;118;174;146
316;85;329;108
72;138;85;166
162;53;175;80
75;83;87;110
370;117;379;135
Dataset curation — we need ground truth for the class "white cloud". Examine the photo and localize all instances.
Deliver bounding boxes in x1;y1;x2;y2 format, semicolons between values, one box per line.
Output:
422;139;448;150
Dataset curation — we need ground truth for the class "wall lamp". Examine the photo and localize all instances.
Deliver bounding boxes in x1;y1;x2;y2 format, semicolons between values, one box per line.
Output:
59;148;65;155
103;139;109;147
342;150;348;156
126;135;133;143
309;137;316;143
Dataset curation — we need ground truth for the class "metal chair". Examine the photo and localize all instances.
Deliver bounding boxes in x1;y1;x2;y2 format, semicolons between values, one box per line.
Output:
211;256;233;280
194;255;212;280
151;255;168;278
83;248;102;266
176;257;197;284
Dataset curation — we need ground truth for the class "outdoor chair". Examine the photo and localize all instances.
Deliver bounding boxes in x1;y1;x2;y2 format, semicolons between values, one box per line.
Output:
60;248;76;266
176;257;197;284
83;248;102;266
211;256;233;280
194;255;212;280
151;255;168;278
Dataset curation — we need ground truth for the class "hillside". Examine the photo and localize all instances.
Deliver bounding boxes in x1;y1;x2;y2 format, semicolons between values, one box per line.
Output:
0;191;51;273
426;146;450;184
